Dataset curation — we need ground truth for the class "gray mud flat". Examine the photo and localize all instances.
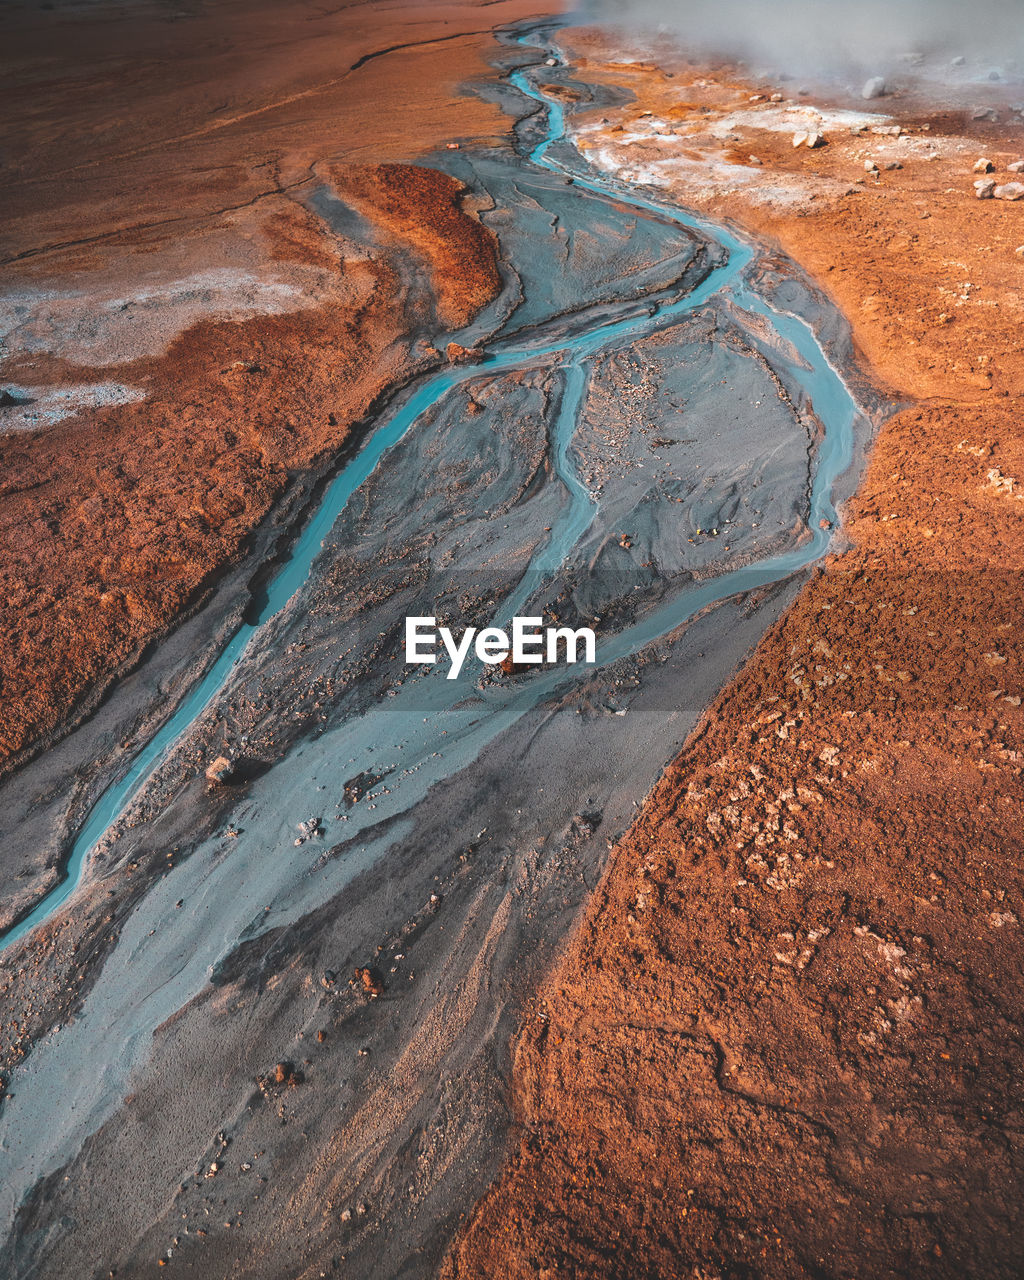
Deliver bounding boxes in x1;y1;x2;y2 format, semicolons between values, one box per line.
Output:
0;26;883;1280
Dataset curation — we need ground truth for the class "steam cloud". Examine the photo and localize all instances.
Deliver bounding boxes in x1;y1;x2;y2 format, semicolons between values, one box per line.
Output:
578;0;1024;78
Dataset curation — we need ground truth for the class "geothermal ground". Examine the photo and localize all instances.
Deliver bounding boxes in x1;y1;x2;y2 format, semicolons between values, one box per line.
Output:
1;3;1022;1279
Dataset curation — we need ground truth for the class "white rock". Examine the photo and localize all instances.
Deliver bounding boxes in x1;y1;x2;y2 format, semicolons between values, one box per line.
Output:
792;131;809;148
864;158;879;173
994;182;1024;200
805;131;826;149
951;55;966;67
770;92;784;102
862;76;887;100
974;157;994;173
1008;160;1024;173
974;178;996;198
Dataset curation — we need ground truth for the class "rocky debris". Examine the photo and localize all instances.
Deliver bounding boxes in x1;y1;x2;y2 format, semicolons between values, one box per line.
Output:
204;755;234;785
445;341;483;365
1009;160;1024;174
994;182;1024;201
257;1060;304;1094
293;817;322;845
865;159;879;177
353;966;384;998
273;1060;303;1086
320;969;337;989
862;76;887;100
974;157;995;173
975;179;997;199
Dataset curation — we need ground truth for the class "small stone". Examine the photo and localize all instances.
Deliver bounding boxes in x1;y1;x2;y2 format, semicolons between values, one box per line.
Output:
805;131;826;149
974;157;994;173
1015;245;1024;256
792;130;808;148
974;178;996;199
770;92;783;102
994;182;1024;200
340;1208;352;1223
864;159;879;174
884;161;902;170
272;1061;303;1086
354;966;383;997
951;55;966;67
204;755;233;785
862;76;887;100
445;342;482;365
1009;160;1024;173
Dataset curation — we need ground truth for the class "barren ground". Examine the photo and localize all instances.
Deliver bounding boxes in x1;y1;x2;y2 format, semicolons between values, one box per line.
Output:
446;30;1024;1280
0;0;545;772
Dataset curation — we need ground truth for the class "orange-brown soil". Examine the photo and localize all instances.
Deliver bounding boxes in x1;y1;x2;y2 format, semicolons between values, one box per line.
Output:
335;164;503;328
446;35;1024;1280
0;164;494;767
0;0;549;771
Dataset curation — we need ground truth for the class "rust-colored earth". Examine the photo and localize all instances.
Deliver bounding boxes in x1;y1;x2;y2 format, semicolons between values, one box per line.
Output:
446;33;1024;1280
0;0;547;771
